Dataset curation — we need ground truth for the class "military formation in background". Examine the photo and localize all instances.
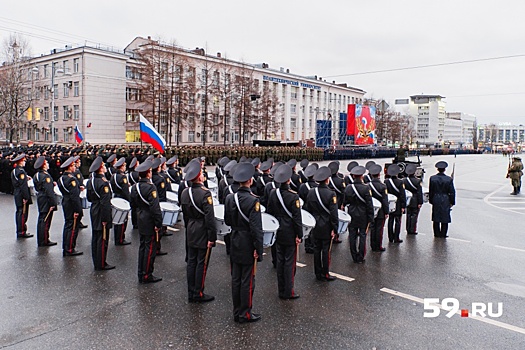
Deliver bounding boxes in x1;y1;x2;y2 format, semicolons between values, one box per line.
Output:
2;141;479;325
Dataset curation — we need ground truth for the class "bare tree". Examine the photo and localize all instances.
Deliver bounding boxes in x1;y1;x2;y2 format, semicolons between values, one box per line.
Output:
258;80;280;139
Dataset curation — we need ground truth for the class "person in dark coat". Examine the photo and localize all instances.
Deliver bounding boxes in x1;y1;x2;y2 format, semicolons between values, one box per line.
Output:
344;166;374;263
130;160;163;283
224;162;263;323
58;156;83;256
327;161;345;244
110;157;131;245
267;164;303;299
298;164;318;254
404;164;424;235
256;160;272;197
12;154;33;238
33;156;57;246
152;157;169;255
180;161;217;303
127;157;140;229
87;157;115;270
385;165;406;243
304;166;338;282
73;156;88;229
429;161;456;238
368;164;389;252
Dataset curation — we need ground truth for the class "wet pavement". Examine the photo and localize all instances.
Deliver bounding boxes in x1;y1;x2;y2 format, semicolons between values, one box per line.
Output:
1;154;524;349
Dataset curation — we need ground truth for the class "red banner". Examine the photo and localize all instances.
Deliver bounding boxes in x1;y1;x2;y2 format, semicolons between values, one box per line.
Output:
347;104;356;136
347;104;376;145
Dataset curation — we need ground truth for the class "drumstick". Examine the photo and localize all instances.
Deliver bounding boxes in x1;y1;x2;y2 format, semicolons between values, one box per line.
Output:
102;222;106;241
73;215;78;232
204;246;211;267
253;257;258;277
22;202;26;216
44;207;52;222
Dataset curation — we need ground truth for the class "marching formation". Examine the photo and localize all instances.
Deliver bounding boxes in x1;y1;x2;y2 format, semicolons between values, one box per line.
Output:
7;149;458;324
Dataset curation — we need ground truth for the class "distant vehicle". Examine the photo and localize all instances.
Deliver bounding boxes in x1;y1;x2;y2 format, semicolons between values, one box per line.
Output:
384;154;425;180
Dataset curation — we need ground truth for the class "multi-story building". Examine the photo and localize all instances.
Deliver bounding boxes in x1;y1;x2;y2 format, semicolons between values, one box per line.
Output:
445;112;477;148
477;123;525;147
408;94;447;146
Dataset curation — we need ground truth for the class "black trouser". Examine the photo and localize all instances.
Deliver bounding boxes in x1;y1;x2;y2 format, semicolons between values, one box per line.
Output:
224;233;231;254
433;222;449;237
131;207;138;227
114;221;128;245
313;238;331;278
406;207;420;234
304;236;315;252
187;246;209;299
156;226;166;253
91;228;109;269
276;243;297;298
138;234;158;281
271;244;277;268
37;210;53;246
370;216;385;250
349;226;367;262
232;262;256;321
62;216;80;252
388;214;402;242
15;203;29;235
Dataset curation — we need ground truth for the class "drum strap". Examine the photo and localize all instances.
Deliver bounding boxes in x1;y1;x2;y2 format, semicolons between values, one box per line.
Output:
276;189;293;218
259;176;266;187
345;175;353;185
271;182;276;189
35;172;40;184
91;178;101;199
166;171;176;183
189;188;205;215
224;177;229;186
228;185;234;194
329;177;342;194
388;178;400;194
406;177;418;191
305;183;311;191
369;182;382;198
234;193;250;222
290;179;298;190
314;188;330;214
351;184;366;204
60;177;70;193
136;184;149;206
112;174;123;190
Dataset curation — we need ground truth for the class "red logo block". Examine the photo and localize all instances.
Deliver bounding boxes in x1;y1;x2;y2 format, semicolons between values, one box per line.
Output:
461;309;469;318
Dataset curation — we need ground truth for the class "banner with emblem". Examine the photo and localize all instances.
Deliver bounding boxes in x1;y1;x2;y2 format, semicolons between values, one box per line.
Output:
347;104;376;145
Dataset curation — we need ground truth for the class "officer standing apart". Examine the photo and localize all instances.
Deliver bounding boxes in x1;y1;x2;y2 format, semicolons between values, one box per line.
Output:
87;157;115;270
267;164;303;300
429;161;456;238
368;164;389;252
385;165;406;243
58;156;84;256
180;160;217;303
33;156;57;246
130;160;163;283
111;157;131;245
507;156;523;195
304;166;338;282
344;166;374;264
12;153;33;238
224;162;263;323
404;164;424;235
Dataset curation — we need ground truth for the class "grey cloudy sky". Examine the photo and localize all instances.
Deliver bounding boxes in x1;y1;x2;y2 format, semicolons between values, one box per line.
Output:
2;0;525;125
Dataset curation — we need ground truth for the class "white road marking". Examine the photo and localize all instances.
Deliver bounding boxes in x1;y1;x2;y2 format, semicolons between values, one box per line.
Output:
329;272;355;282
494;245;525;253
484;185;525;215
296;262;307;267
498;207;525;210
446;238;471;243
380;287;525;335
489;201;525;204
215;240;225;245
489;197;525;200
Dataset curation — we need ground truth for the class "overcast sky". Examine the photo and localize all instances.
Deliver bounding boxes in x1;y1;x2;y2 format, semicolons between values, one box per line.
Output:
2;0;525;125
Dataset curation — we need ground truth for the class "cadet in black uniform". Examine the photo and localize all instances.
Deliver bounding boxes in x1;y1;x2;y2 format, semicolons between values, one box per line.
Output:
130;160;163;283
344;161;359;186
218;160;237;204
224;162;263;323
429;161;456;238
111;157;131;245
404;164;424;235
344;166;374;264
267;164;303;299
385;165;406;243
304;167;338;281
12;154;33;238
180;161;217;303
166;156;182;185
298;164;318;254
287;159;302;193
364;161;376;184
298;158;309;184
256;160;272;197
33;156;57;246
368;164;389;252
128;157;140;229
328;161;345;244
87;157;115;270
58;156;83;256
250;158;261;194
152;157;168;255
105;153;117;179
73;156;88;229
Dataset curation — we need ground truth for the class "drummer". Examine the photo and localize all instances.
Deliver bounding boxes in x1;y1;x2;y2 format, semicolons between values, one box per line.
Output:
298;159;309;184
328;161;345;244
159;157;174;237
368;164;389;252
58;156;83;256
180;159;217;303
73;156;88;229
298;164;318;254
127;157;140;229
344;161;359;186
264;162;283;267
215;156;229;183
33;156;58;247
250;158;261;194
11;153;33;239
266;164;302;300
364;161;376;184
87;156;115;270
165;155;181;185
218;160;237;205
220;162;240;255
385;165;406;243
344;166;374;264
287;159;302;192
152;157;169;255
130;159;163;284
105;153;117;179
110;157;131;245
224;162;263;323
304;167;338;282
256;160;272;197
403;164;424;235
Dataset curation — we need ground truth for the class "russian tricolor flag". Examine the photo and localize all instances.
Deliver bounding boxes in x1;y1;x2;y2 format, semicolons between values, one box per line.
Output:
74;124;83;144
139;113;166;153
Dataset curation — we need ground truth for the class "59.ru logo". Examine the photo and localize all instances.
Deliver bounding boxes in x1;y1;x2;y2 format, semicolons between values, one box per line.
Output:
423;298;503;318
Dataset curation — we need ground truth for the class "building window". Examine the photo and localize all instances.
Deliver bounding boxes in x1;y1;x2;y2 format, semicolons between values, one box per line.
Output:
35;128;40;141
63;129;70;143
74;82;79;97
125;88;141;101
291;104;297;114
44;86;49;100
291;118;297;129
291;87;298;99
44;107;49;121
188;131;195;142
63;60;69;74
233;131;239;142
212;131;219;142
43;64;48;78
73;105;80;120
73;58;79;73
45;130;50;141
53;106;59;121
63;83;69;98
63;106;69;120
54;84;58;99
126;109;142;122
53;128;58;142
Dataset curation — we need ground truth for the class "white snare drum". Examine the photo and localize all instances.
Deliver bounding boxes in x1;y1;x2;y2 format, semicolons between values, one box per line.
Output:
83;179;89;187
80;189;90;209
171;183;179;193
260;204;266;213
54;186;63;206
301;209;316;239
166;191;178;204
337;209;352;234
111;198;131;225
213;204;231;236
160;202;180;226
299;198;304;208
208;171;217;183
405;190;413;206
372;197;381;219
423;187;429;203
208;181;218;198
262;213;279;248
387;194;397;213
28;179;37;197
